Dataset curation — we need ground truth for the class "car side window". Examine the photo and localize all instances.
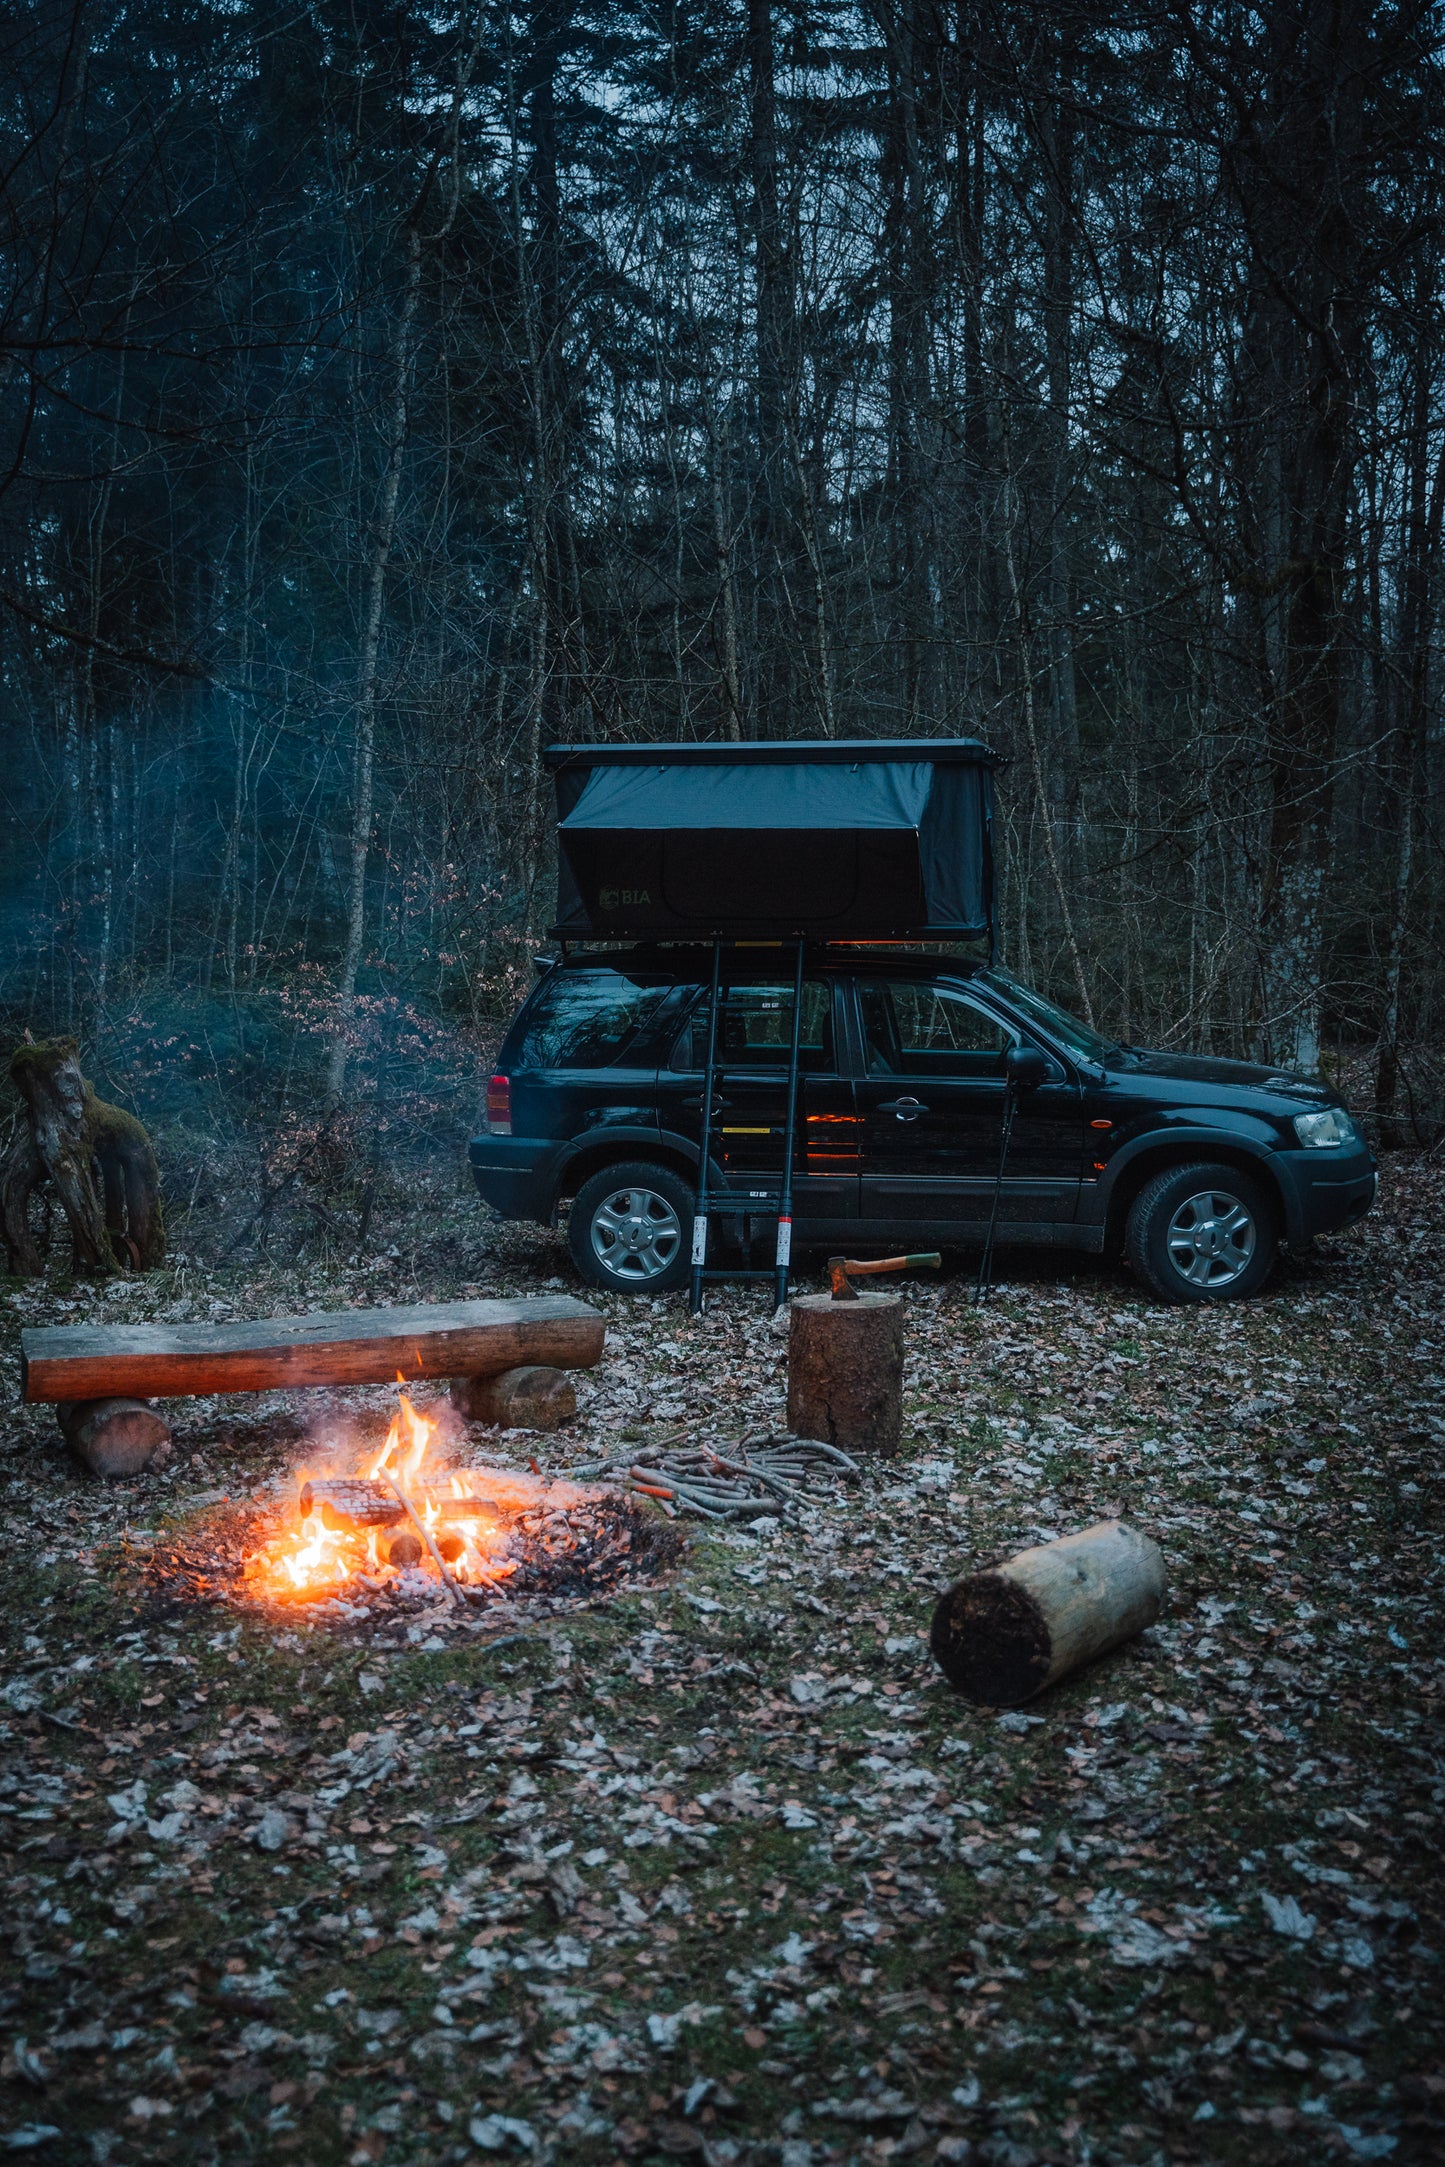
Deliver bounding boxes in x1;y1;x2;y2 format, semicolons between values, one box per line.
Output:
510;970;668;1070
859;981;1016;1078
673;981;834;1073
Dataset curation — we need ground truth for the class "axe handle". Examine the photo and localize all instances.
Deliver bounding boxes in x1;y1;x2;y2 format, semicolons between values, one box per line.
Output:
827;1251;942;1299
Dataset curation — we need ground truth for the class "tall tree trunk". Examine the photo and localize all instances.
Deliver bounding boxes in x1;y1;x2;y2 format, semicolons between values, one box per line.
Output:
704;385;744;740
1234;2;1367;1074
878;0;934;730
1376;315;1445;1140
748;0;798;736
326;223;423;1106
1003;472;1095;1026
518;0;573;929
1038;24;1084;916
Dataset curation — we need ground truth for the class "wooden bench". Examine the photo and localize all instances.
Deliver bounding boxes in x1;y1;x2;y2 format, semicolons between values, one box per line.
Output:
21;1296;605;1477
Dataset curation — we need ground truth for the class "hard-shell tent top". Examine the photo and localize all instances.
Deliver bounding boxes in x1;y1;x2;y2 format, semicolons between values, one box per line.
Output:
545;738;997;941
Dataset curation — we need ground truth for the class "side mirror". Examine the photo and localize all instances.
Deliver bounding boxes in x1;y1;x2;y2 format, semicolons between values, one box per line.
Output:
1006;1044;1050;1092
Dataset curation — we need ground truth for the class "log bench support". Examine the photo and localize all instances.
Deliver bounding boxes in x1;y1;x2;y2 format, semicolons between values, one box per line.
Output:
450;1365;576;1431
57;1398;173;1479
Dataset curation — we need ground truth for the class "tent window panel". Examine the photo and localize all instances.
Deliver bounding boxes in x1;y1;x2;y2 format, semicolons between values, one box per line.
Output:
661;832;858;922
673;982;834;1073
860;981;1016;1078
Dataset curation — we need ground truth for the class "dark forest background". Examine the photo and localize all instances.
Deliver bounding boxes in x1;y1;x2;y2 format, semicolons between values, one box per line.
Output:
3;0;1444;1163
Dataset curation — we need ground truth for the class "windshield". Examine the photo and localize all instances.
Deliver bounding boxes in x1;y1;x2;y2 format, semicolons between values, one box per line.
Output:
980;969;1117;1064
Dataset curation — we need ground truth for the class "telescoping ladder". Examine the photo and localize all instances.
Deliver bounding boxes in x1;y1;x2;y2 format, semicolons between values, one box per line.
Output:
687;939;806;1316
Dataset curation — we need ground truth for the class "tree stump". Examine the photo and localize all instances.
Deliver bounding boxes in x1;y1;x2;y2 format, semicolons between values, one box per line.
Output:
1;1122;45;1277
57;1398;173;1479
451;1365;577;1430
2;1039;165;1276
930;1520;1167;1707
786;1292;903;1455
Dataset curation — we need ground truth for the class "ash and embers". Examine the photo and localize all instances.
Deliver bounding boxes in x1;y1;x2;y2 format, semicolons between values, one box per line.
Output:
142;1390;682;1628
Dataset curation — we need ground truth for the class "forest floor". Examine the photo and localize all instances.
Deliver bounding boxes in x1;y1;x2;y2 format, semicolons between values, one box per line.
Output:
0;1151;1441;2167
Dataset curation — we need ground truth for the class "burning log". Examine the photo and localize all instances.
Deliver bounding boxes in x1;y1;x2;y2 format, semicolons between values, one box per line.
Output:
375;1470;470;1606
786;1291;903;1455
451;1364;577;1430
298;1467;610;1531
387;1531;424;1568
929;1520;1167;1707
58;1397;172;1478
298;1477;405;1529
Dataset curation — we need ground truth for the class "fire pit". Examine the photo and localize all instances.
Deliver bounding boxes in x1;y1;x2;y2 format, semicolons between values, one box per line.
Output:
142;1391;680;1629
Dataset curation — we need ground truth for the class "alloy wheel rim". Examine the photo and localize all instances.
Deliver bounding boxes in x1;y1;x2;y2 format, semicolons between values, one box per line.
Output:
1165;1188;1256;1288
590;1186;682;1281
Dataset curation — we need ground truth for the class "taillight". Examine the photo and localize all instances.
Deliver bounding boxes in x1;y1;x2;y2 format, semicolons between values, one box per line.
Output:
487;1074;511;1135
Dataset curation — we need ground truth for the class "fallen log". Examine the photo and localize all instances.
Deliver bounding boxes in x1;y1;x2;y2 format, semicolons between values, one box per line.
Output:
929;1520;1167;1707
57;1397;172;1479
20;1295;604;1404
786;1291;902;1455
451;1365;577;1430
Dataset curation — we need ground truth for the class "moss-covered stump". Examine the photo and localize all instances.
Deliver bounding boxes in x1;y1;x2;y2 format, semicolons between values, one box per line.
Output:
2;1037;164;1275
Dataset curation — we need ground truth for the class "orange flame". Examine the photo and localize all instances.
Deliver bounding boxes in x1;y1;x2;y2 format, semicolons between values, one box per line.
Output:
274;1514;352;1592
248;1387;523;1601
365;1390;435;1487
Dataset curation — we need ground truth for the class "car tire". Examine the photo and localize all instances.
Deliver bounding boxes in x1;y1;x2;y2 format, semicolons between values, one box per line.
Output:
1124;1160;1277;1304
567;1161;694;1296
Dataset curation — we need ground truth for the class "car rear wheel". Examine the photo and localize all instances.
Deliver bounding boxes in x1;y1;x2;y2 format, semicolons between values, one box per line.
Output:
1125;1160;1277;1304
567;1161;693;1295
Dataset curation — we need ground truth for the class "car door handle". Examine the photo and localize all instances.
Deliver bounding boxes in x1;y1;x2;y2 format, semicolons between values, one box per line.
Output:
682;1093;728;1114
878;1096;928;1120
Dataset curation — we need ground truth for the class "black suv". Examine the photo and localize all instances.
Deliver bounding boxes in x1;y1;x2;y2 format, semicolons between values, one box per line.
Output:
469;948;1376;1305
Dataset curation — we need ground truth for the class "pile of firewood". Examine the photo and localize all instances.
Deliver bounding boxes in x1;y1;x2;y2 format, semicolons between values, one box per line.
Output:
565;1430;860;1521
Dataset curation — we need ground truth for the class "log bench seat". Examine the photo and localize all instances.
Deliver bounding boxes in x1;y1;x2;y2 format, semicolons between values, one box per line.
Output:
20;1295;604;1477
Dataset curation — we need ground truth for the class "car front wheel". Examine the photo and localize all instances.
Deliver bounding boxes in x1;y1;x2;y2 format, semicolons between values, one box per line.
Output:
567;1161;694;1295
1124;1160;1277;1304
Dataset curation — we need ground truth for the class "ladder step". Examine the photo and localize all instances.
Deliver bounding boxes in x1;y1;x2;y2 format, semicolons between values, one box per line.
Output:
696;1268;778;1282
693;1196;784;1213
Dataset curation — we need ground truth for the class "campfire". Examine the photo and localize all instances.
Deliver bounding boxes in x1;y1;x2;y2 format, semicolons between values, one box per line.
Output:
143;1389;678;1625
248;1391;532;1604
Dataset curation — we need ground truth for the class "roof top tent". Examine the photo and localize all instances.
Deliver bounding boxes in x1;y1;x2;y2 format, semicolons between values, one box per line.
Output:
542;738;999;1313
544;737;998;945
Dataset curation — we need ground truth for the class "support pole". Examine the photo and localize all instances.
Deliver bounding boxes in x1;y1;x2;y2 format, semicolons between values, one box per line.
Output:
773;938;806;1309
689;939;724;1314
973;1083;1018;1306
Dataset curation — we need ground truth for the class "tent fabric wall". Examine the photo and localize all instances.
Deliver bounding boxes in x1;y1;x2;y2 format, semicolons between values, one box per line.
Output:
546;740;996;941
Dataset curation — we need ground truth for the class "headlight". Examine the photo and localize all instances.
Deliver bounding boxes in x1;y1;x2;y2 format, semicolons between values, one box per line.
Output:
1293;1107;1354;1149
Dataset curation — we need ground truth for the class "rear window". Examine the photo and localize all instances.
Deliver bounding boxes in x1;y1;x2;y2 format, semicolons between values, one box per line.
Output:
506;969;668;1071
